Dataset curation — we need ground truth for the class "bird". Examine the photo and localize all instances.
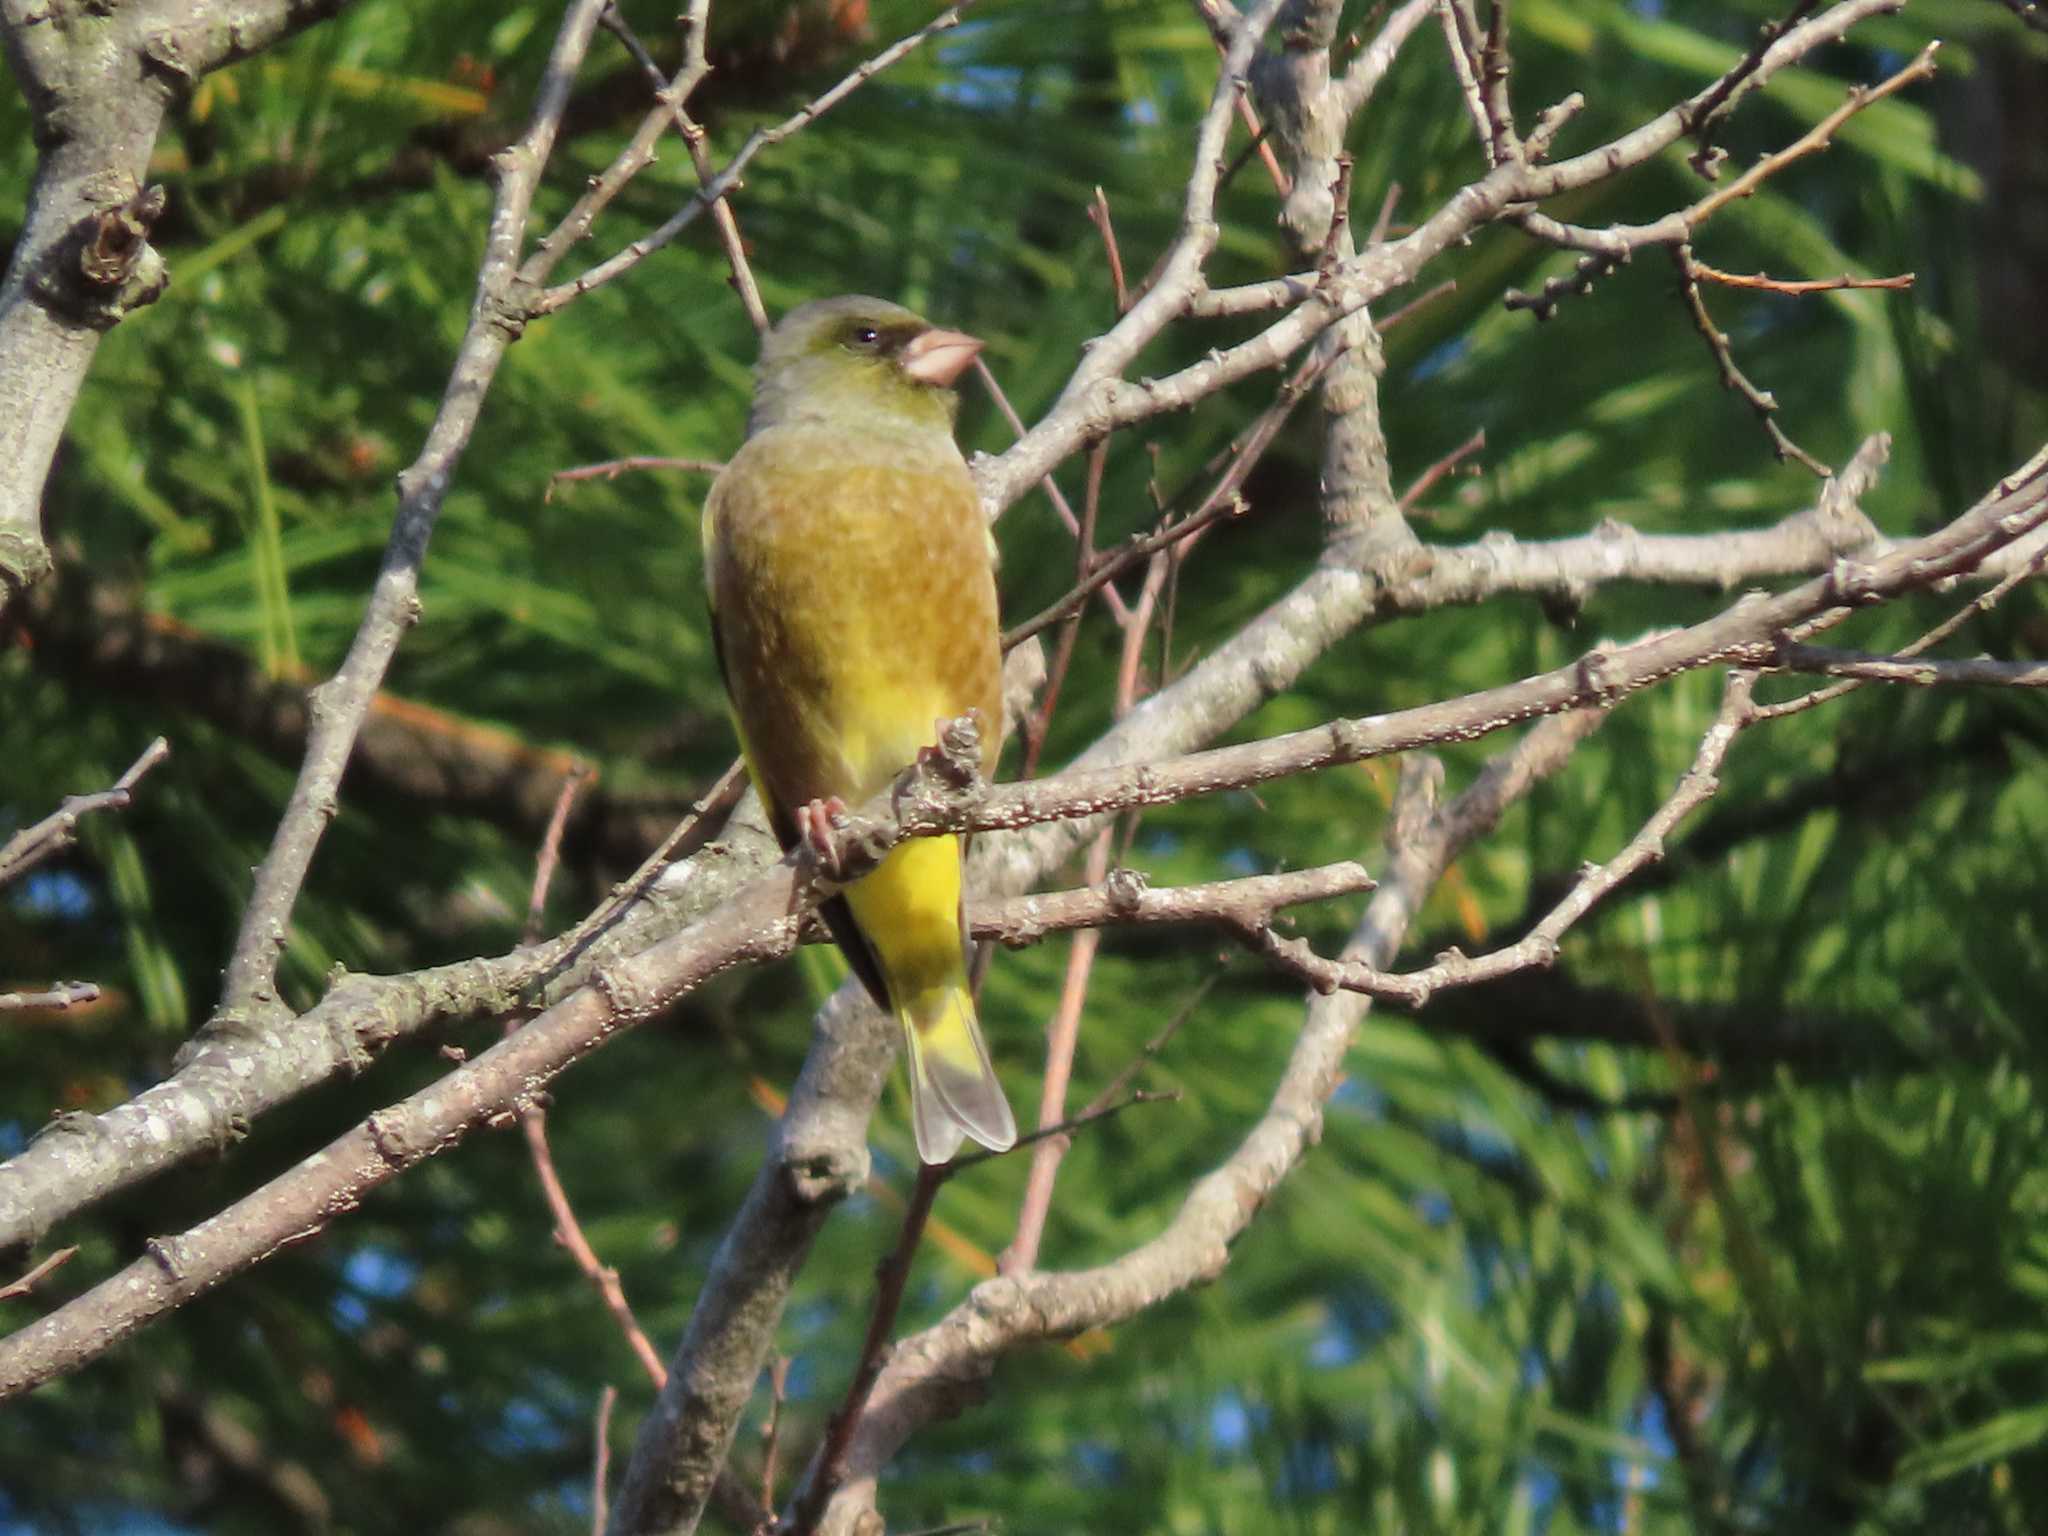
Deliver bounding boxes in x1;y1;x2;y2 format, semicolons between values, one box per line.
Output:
701;295;1018;1164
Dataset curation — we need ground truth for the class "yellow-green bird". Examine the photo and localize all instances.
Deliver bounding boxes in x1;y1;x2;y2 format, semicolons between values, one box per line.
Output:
702;295;1018;1164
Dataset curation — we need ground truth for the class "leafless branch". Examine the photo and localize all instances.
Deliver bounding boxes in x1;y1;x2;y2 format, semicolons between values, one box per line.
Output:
974;2;1916;518
1255;678;1758;1006
592;1385;618;1536
598;0;769;333
1750;516;2048;720
547;457;725;499
1767;646;2048;690
0;431;1928;1257
974;861;1375;948
1691;264;1914;295
0;983;102;1014
1672;242;1832;477
0;737;168;890
531;4;978;316
803;707;1611;1535
783;1165;945;1536
1399;427;1486;510
8;449;2038;1404
215;0;616;1023
0;1245;76;1301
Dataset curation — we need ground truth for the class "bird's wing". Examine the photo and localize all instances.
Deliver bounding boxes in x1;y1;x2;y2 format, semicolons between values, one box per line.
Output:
703;467;895;1013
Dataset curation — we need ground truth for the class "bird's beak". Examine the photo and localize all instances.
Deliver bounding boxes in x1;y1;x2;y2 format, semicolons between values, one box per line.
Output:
900;326;984;388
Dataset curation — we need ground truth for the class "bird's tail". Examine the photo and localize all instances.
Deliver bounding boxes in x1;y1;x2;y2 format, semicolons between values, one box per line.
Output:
842;834;1017;1164
899;980;1017;1165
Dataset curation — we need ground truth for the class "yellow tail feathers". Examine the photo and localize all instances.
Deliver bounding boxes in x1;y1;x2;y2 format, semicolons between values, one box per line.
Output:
900;982;1017;1164
842;834;1016;1163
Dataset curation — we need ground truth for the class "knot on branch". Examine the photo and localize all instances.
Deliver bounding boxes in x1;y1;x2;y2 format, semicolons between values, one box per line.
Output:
137;30;191;84
1104;866;1149;914
778;1130;869;1207
483;282;536;340
39;186;170;329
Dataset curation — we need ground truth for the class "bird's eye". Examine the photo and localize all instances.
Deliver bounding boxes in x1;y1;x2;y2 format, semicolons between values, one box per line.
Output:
849;326;881;350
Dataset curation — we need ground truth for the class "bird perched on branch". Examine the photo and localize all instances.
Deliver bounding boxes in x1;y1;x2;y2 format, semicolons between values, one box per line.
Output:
702;295;1017;1163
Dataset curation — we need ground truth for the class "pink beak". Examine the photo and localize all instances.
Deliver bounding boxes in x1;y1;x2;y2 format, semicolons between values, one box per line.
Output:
900;326;984;388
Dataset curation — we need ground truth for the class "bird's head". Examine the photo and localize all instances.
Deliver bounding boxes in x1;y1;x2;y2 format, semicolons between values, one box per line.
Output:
748;295;983;437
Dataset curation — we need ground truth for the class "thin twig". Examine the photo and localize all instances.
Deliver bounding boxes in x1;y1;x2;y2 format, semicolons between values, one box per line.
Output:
783;1088;1175;1528
1004;333;1349;650
1255;678;1758;1005
1006;548;1171;1274
0;983;102;1013
1366;179;1401;245
973;861;1377;949
1399;427;1485;510
972;357;1083;541
1439;0;1495;162
1077;970;1221;1116
591;1385;618;1536
1685;0;1822;170
1687;42;1939;224
1477;0;1521;169
1768;646;2048;690
1001;823;1109;1275
760;1356;790;1515
0;1246;78;1301
510;767;666;1391
1691;264;1913;295
1672;243;1831;477
599;1;770;333
1750;537;2048;721
527;767;594;943
1088;186;1130;313
1375;275;1457;332
534;4;978;315
954;1087;1180;1173
547;456;724;500
0;737;169;890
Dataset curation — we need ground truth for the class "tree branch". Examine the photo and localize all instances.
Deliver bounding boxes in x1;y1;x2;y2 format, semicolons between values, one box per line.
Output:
7;445;2013;1469
0;0;358;609
804;707;1609;1534
1766;644;2048;690
0;736;168;890
212;0;616;1022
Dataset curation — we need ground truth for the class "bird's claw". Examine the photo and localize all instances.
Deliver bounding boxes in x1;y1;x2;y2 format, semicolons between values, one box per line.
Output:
798;796;850;880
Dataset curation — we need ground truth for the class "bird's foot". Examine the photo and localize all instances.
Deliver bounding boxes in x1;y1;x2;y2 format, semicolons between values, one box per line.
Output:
797;796;850;880
921;711;984;789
